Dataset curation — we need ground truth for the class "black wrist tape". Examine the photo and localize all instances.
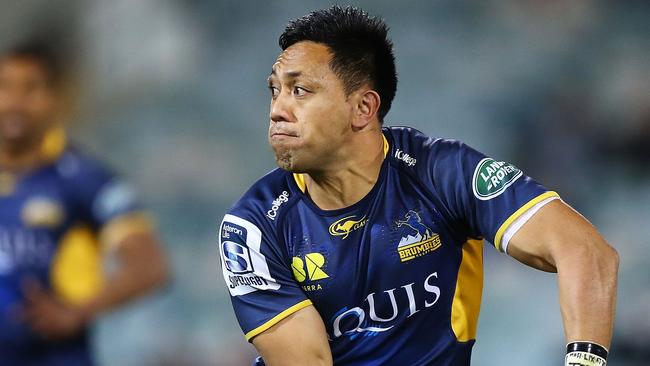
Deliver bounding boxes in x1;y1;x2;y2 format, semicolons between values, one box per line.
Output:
566;342;608;359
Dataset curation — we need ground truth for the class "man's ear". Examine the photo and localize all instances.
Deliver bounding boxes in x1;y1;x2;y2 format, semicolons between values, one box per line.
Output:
351;89;381;129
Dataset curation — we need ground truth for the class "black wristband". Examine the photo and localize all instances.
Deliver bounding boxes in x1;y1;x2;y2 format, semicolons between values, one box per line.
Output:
566;342;609;360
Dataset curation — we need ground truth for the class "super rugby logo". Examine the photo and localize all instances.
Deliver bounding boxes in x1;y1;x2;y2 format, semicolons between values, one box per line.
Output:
221;223;252;274
329;215;368;239
330;272;441;339
472;158;522;200
395;149;417;167
219;215;281;296
266;191;289;220
222;241;253;274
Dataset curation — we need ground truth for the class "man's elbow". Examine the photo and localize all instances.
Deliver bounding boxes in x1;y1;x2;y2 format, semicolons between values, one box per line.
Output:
148;250;171;290
582;238;619;279
601;242;619;277
557;235;619;276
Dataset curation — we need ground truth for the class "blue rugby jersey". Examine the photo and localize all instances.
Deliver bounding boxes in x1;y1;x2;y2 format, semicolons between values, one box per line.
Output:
219;126;559;365
0;134;146;366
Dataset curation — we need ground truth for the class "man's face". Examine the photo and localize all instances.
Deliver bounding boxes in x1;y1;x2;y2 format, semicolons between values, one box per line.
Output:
0;57;58;150
268;41;354;172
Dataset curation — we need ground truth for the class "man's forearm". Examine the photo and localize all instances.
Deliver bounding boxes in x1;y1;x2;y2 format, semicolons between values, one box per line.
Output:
556;237;618;348
81;232;169;322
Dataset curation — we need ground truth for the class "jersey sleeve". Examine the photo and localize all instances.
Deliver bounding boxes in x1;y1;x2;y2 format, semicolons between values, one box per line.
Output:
219;212;311;342
68;155;150;248
426;140;559;253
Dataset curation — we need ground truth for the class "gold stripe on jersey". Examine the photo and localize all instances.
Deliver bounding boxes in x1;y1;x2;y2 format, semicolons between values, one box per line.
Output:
245;299;313;341
293;172;306;193
494;191;560;252
51;224;104;305
450;238;483;342
41;126;67;162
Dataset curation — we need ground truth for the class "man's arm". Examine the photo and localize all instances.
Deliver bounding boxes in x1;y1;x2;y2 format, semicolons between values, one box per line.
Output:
252;305;333;366
80;229;169;320
507;199;619;349
23;225;169;339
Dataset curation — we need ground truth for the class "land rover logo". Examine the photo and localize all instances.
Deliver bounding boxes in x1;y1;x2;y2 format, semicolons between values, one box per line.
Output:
472;158;522;200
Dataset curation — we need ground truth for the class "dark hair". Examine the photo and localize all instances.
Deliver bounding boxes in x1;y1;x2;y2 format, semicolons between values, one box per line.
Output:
1;39;65;87
279;6;397;122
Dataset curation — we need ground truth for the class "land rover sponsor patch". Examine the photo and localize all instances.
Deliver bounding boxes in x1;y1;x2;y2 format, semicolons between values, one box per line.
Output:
472;158;522;200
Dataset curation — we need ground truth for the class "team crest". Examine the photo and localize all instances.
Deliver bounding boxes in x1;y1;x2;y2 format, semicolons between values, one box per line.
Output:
395;210;442;262
21;196;65;228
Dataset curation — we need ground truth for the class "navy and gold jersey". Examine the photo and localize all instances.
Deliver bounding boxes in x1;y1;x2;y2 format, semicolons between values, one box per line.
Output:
219;126;559;365
0;131;149;365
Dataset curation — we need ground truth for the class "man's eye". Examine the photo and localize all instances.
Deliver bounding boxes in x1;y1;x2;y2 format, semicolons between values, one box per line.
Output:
293;86;308;96
269;86;280;98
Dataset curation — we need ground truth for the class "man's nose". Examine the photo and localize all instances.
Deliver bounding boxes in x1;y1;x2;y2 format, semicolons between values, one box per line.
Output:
270;91;294;123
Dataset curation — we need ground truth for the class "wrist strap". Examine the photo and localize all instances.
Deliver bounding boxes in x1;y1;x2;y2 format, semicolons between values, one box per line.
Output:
565;342;608;366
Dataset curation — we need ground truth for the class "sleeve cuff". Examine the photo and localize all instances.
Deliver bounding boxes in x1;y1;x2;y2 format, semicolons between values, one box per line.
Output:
99;211;155;251
494;191;560;252
244;299;313;342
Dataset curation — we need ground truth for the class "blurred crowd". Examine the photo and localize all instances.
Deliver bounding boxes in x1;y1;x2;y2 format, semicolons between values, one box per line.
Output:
1;1;647;365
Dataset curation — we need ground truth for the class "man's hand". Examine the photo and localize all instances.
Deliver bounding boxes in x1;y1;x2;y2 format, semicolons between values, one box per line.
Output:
20;280;88;340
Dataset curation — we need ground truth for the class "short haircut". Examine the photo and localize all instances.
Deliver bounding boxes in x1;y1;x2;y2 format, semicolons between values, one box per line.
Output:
1;39;64;87
279;6;398;123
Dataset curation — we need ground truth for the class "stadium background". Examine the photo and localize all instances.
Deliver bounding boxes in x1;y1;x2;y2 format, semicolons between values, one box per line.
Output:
1;1;648;365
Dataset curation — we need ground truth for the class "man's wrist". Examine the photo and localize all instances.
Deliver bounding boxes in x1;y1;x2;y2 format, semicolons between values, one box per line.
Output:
565;341;608;366
76;300;101;326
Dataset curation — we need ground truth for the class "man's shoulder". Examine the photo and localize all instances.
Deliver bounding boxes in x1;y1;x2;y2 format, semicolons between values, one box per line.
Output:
227;168;294;225
384;125;473;167
53;145;115;183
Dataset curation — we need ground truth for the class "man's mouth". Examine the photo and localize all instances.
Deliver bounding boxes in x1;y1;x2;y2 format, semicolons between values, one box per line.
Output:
270;130;298;138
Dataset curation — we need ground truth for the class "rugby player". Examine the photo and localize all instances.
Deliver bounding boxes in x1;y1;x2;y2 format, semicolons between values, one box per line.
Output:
219;6;618;365
0;40;169;365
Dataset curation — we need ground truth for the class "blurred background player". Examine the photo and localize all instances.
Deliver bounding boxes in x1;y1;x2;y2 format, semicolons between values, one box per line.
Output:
0;39;169;365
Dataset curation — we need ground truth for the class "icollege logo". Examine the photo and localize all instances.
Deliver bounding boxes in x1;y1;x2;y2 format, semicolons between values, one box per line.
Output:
472;158;522;200
329;215;368;239
395;210;442;262
292;253;329;292
394;149;416;167
266;191;289;220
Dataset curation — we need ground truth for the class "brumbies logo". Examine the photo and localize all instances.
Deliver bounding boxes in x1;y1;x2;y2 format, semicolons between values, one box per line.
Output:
329;215;368;239
395;210;442;262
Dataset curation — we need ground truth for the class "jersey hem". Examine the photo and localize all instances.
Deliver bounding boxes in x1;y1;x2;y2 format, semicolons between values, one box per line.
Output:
493;191;559;252
244;299;313;342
